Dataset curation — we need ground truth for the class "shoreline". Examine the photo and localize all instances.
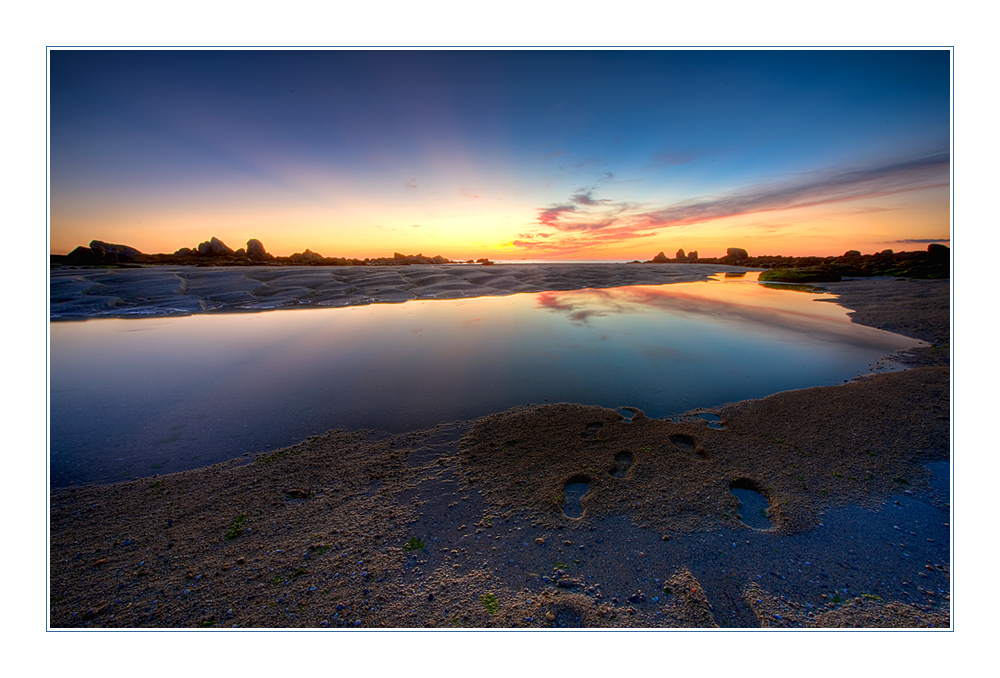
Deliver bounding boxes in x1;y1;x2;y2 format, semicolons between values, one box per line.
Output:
48;275;951;628
50;262;760;320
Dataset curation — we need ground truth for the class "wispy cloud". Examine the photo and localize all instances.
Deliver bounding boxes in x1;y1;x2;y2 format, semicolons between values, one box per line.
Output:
517;152;950;254
895;238;950;244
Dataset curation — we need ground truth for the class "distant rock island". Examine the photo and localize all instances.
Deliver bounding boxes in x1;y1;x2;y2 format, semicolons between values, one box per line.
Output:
51;237;948;279
638;244;949;279
51;237;485;267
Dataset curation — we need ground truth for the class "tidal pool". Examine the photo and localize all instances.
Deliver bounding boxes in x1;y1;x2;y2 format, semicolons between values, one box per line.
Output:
49;274;922;486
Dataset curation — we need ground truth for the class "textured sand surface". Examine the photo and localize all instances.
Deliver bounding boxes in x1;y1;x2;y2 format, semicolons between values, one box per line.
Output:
50;263;752;319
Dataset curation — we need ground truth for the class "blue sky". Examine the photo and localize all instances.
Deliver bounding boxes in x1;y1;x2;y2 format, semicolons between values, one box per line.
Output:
49;49;951;259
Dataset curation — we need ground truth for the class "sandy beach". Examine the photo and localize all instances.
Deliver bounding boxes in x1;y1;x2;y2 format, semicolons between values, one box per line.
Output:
48;267;950;628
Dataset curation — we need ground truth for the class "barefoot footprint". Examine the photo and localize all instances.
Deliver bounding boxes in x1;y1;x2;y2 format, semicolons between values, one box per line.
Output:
610;450;633;478
669;433;710;461
562;474;590;518
729;478;772;530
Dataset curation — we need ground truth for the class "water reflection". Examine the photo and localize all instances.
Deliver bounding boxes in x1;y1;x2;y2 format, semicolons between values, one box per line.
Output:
50;276;923;486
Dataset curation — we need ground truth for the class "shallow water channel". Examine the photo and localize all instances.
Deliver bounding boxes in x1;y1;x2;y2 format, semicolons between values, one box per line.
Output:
49;274;921;486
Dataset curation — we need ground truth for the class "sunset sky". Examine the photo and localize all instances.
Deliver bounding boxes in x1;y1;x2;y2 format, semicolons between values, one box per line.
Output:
48;48;951;260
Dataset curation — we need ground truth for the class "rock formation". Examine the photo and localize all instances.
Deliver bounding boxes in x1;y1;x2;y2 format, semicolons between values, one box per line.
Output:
290;249;324;264
65;240;143;265
197;237;235;257
246;239;273;261
721;247;750;264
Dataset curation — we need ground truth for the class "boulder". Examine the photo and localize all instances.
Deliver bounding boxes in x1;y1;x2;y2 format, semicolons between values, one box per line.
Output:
246;238;273;261
197;237;235;256
675;249;686;260
66;245;102;265
651;251;668;263
722;247;749;264
290;249;324;264
688;250;698;261
89;240;142;259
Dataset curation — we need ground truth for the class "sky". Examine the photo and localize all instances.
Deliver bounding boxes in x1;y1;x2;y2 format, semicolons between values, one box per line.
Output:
48;48;952;260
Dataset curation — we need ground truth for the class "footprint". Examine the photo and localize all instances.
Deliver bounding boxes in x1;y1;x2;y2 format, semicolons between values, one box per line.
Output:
729;478;772;530
610;451;634;478
669;433;710;461
582;422;603;440
562;475;590;518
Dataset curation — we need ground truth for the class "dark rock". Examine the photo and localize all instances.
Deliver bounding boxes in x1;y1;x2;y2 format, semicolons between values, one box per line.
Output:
66;245;102;265
174;247;196;257
246;238;273;261
290;249;324;264
927;243;949;255
90;240;142;260
675;249;686;260
722;247;750;264
651;251;668;263
688;250;698;261
197;237;235;256
843;249;862;258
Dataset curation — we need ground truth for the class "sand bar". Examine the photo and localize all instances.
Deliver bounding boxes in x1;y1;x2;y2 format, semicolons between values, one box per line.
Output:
50;263;754;319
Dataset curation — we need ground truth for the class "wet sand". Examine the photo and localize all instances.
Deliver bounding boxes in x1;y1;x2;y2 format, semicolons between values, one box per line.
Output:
49;263;752;319
48;274;951;629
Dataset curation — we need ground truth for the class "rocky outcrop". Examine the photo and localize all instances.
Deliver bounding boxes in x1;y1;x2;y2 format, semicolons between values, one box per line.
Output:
197;237;235;257
290;249;325;264
721;247;750;265
90;240;142;259
64;240;143;265
390;252;453;265
651;251;669;263
675;249;686;260
246;239;273;261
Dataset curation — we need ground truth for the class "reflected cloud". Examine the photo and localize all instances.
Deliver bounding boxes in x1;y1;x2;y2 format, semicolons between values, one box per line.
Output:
534;281;915;353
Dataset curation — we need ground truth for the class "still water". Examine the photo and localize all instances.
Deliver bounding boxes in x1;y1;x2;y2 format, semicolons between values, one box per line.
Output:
49;274;921;486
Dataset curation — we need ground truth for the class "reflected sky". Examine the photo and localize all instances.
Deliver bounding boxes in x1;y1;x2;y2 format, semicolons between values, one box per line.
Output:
49;276;922;486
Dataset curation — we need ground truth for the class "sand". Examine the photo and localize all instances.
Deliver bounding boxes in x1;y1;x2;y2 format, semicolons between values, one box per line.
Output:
48;271;951;629
49;262;753;319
